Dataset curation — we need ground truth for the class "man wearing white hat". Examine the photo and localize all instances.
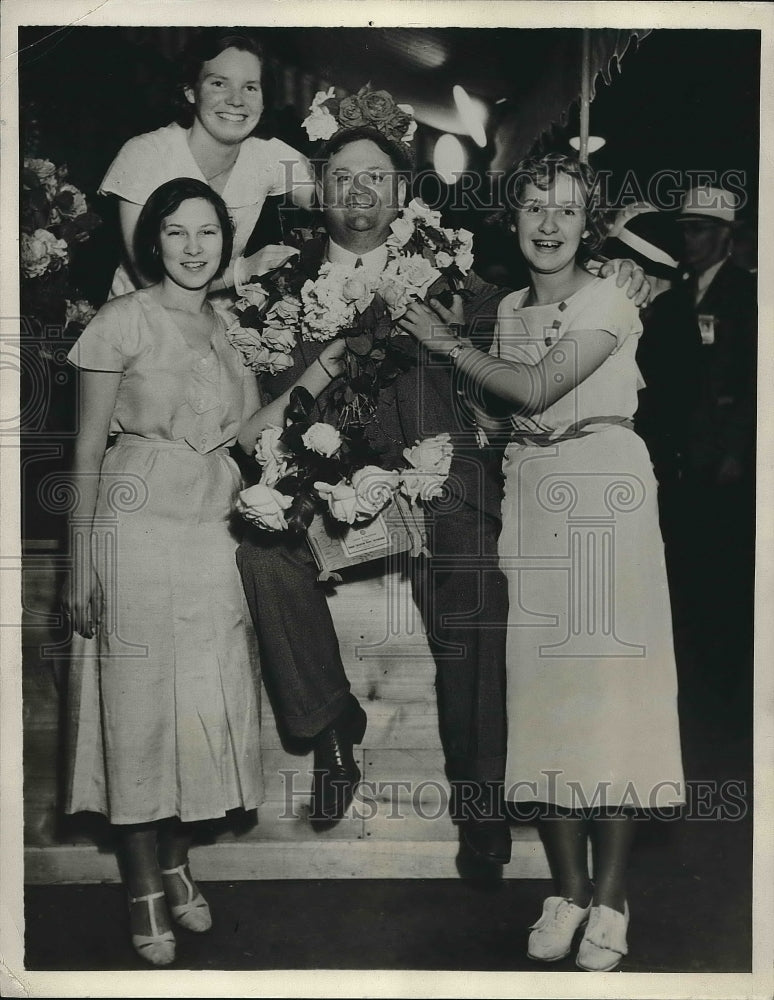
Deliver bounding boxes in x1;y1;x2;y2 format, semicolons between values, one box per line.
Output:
675;184;756;482
675;184;756;714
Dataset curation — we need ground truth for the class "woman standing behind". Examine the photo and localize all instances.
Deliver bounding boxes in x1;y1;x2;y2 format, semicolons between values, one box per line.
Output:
101;29;313;302
400;154;685;972
62;178;344;966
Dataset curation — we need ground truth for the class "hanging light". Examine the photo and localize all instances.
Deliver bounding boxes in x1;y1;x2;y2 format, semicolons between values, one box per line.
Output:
453;85;488;148
433;134;467;185
569;135;607;154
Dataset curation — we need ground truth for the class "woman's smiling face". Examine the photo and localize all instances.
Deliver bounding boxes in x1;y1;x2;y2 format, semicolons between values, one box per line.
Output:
158;198;224;291
516;171;589;276
185;46;264;146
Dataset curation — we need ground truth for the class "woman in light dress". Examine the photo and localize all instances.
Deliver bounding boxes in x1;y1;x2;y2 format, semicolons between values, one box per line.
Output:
62;177;345;966
400;153;684;971
101;29;313;305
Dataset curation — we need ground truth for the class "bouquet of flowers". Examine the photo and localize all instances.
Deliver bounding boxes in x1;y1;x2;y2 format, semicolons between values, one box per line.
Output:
20;155;102;333
21;157;102;281
236;385;453;534
226;199;473;412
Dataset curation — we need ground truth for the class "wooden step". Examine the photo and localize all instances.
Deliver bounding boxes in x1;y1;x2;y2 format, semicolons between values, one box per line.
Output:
21;553;551;882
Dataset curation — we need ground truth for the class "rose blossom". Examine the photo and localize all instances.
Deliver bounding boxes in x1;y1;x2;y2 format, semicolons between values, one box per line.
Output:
351;466;400;518
435;251;454;270
261;325;296;353
238;284;269;310
254;426;292;487
337;95;368;128
304;106;339;142
51;183;88;221
21;229;68;278
315;480;358;524
24;158;57;187
387;215;415;248
267;297;302;323
341;273;374;312
361;89;394;123
65;299;97;327
455;250;474;274
403;432;454;476
237;483;292;531
378;277;412;318
399;469;447;503
302;422;342;457
255;425;290;467
398;254;441;298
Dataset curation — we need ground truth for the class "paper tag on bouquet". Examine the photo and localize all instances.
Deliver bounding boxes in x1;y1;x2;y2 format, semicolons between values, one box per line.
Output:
698;314;716;345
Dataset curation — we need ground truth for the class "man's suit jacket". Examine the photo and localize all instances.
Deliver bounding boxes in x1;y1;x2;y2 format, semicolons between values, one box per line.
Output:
261;235;509;519
673;259;757;475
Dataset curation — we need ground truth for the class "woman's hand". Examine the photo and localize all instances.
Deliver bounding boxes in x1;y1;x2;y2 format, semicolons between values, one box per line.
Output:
236;245;300;287
399;294;465;353
61;565;104;640
318;337;348;378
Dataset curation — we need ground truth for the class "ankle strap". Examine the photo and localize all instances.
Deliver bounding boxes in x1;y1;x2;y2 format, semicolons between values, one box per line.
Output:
129;889;165;904
161;864;195;903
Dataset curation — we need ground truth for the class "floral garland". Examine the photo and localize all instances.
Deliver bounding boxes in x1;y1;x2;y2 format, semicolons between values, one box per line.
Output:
302;84;417;145
236;385;454;534
226;198;473;373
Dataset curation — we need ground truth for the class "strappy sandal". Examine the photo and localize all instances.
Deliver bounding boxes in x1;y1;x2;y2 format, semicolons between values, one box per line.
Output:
128;890;176;966
160;863;212;933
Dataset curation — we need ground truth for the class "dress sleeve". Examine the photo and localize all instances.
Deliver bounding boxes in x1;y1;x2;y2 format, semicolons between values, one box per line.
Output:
569;276;642;352
266;139;314;196
98;131;167;205
67;300;128;372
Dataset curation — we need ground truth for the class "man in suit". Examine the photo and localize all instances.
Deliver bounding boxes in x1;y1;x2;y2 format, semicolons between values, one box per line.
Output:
674;185;757;711
237;123;648;861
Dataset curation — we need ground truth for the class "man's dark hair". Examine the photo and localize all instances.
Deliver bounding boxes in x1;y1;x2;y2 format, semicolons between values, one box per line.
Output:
315;125;414;181
134;177;234;283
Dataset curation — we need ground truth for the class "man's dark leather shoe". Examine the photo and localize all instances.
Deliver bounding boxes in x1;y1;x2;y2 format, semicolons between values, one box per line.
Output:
461;817;512;865
310;703;367;826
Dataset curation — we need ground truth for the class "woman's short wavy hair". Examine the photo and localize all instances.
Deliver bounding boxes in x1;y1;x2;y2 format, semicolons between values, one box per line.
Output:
134;177;234;283
509;153;606;259
175;29;274;130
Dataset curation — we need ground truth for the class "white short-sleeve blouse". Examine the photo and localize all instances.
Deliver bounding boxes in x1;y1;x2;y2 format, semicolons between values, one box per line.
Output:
99;122;312;299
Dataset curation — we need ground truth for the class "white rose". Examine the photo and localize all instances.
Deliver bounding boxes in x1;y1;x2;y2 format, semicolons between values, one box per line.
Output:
267;297;302;324
351;466;400;518
315;480;358;524
21;233;52;278
237;483;292;531
341;273;374;313
455;250;474;275
399;469;447;503
302;422;342;457
303;106;339;142
21;229;68;278
238;284;269;310
403;432;454;475
401;119;418;144
405;198;442;228
386;215;415;248
435;251;454;270
311;87;336;110
400;254;441;298
255;425;290;468
378;277;412;319
261;325;296;353
24;158;57;186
